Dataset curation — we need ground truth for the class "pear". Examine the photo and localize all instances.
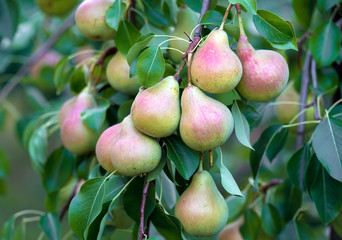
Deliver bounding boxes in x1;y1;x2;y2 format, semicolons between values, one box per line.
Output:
175;170;229;236
168;7;198;63
95;123;121;172
131;76;180;138
180;85;234;151
60;91;99;155
30;50;62;78
111;115;161;176
35;0;77;16
106;52;141;95
236;26;289;102
190;29;242;94
58;97;77;125
75;0;116;41
218;219;244;240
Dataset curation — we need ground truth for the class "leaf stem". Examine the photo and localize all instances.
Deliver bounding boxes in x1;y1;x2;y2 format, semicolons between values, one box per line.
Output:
220;4;233;30
283;120;321;128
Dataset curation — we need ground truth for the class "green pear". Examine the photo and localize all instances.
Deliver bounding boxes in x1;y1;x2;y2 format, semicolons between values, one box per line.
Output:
106;52;141;95
175;170;229;236
60;91;99;155
35;0;77;16
110;204;134;229
131;76;180;138
95;123;121;172
180;85;234;151
168;7;198;63
111;115;161;176
191;29;242;94
236;26;289;102
75;0;116;41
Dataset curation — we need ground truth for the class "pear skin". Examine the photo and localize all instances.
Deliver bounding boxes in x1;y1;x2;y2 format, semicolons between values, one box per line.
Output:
75;0;116;41
58;97;77;125
180;85;234;151
218;219;244;240
175;170;229;236
30;50;62;78
106;52;141;95
168;7;198;63
95;124;121;172
131;76;180;138
111;115;161;176
236;34;289;102
35;0;77;16
61;91;99;155
191;29;242;94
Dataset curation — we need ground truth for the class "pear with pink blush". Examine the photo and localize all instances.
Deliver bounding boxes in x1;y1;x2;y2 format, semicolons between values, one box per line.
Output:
95;124;121;172
180;85;234;151
236;13;289;102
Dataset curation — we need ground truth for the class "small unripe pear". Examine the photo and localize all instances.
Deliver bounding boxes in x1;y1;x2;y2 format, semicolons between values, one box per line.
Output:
191;29;242;94
111;115;161;176
106;52;141;95
168;7;198;63
95;124;121;172
75;0;116;41
60;91;99;155
35;0;77;16
175;170;229;236
131;76;180;138
236;30;289;102
180;85;234;151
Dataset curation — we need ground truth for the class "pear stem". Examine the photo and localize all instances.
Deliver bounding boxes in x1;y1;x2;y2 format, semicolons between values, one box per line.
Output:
219;3;233;30
235;4;247;39
187;52;193;87
209;150;213;168
199;152;204;171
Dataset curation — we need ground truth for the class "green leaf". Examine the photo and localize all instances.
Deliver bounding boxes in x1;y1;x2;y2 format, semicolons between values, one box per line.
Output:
115;21;141;55
42;147;74;193
309;156;342;224
137;46;165;88
223;24;241;41
40;213;60;240
232;102;253;149
253;10;293;43
1;215;15;240
54;57;75;94
240;209;261;240
106;0;126;31
261;203;283;237
11;219;25;240
123;177;156;222
268;21;298;51
150;204;182;240
127;33;155;65
164;135;199;180
69;67;87;95
287;143;310;191
229;0;257;14
292;0;316;28
117;99;134;122
332;214;342;238
0;148;10;179
275;220;317;240
265;127;288;163
199;10;224;26
215;148;243;197
317;0;340;12
81;99;109;132
143;1;172;27
309;21;342;67
0;0;19;39
312;116;342;182
28;126;48;173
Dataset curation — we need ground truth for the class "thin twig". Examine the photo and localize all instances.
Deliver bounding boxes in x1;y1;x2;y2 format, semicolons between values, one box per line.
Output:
297;32;312;69
310;58;320;120
0;11;76;102
260;179;283;194
59;180;84;221
139;181;150;240
296;51;311;149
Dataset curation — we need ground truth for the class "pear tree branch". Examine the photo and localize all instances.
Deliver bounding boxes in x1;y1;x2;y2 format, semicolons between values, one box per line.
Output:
310;58;320;120
0;11;76;102
139;180;150;240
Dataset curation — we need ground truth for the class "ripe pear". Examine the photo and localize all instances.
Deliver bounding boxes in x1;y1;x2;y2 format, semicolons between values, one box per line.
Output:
35;0;77;16
168;7;198;63
190;29;242;94
180;85;234;151
60;91;99;155
218;219;244;240
106;52;141;95
111;115;161;176
131;76;180;138
95;124;121;172
75;0;116;41
236;29;289;102
58;97;77;125
175;170;229;236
